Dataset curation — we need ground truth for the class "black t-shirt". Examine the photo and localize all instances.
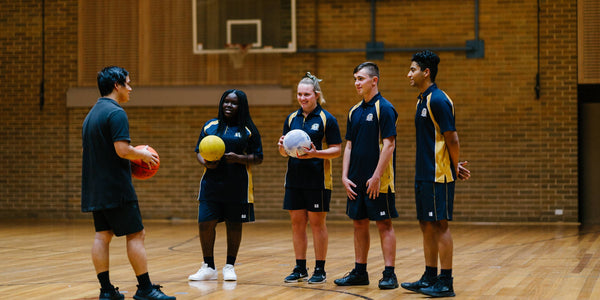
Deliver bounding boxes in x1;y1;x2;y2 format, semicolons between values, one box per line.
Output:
81;98;137;212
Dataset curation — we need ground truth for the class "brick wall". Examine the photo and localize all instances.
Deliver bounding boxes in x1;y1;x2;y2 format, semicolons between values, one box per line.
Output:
0;0;578;222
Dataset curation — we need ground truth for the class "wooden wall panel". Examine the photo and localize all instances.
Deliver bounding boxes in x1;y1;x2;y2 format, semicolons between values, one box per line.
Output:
579;0;600;84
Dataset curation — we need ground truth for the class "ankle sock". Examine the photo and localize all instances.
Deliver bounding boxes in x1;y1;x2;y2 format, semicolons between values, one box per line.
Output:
97;271;113;291
136;272;152;291
355;262;367;274
204;256;215;269
226;255;236;266
440;269;452;278
315;260;325;271
425;266;438;278
296;259;307;271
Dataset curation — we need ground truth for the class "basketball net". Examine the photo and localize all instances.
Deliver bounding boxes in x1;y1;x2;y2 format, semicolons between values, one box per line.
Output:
226;44;251;69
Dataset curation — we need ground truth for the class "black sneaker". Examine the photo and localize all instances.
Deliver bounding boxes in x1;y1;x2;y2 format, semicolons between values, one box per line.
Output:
284;266;308;283
400;273;437;292
333;269;369;286
378;270;399;289
308;268;326;284
99;287;124;300
133;284;176;300
419;275;455;298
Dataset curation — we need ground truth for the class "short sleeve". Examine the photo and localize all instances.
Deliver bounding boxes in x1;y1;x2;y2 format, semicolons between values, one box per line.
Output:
108;109;131;143
430;97;455;133
325;114;342;145
194;121;210;153
378;103;397;139
247;128;263;159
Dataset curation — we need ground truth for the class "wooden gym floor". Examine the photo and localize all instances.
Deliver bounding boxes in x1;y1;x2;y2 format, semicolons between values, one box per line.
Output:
0;218;598;299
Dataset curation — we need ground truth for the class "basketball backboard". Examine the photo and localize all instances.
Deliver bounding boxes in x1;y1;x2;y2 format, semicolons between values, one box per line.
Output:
192;0;296;54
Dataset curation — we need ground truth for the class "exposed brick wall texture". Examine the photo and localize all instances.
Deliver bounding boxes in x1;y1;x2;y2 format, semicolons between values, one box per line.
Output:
0;0;578;222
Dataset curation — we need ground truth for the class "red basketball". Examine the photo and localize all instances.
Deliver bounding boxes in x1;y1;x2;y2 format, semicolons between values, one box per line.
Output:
131;145;160;180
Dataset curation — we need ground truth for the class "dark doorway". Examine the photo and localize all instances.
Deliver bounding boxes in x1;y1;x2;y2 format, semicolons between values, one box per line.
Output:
579;84;600;224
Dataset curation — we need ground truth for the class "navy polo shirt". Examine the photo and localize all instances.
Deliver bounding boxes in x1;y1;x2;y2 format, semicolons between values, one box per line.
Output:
81;98;137;212
195;119;263;203
283;105;342;190
414;83;456;183
345;93;397;193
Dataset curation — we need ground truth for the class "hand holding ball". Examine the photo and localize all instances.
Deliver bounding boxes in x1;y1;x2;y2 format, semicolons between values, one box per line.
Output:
131;145;160;180
200;135;226;161
283;129;312;158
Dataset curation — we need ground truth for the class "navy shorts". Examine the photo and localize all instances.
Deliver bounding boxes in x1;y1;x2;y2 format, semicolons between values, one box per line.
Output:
346;189;398;221
283;188;331;212
415;181;455;221
93;202;144;237
198;200;255;223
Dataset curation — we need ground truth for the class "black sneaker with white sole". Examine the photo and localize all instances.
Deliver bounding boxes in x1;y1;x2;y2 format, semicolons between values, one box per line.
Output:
284;266;308;283
308;268;326;284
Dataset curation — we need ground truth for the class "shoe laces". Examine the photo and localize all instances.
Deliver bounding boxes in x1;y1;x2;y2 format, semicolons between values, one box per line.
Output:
152;284;164;290
313;268;326;275
293;266;308;274
344;269;361;278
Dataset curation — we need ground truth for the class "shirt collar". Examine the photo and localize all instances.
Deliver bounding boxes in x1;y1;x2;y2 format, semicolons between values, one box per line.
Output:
99;97;120;106
362;93;381;107
296;104;322;117
418;83;438;101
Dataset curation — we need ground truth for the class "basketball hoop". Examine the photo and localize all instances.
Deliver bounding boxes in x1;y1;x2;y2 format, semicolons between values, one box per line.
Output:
226;44;251;69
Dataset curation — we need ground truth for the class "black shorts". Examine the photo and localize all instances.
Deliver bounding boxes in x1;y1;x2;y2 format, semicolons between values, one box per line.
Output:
283;188;331;212
346;189;398;221
197;200;255;223
415;181;455;221
92;202;144;237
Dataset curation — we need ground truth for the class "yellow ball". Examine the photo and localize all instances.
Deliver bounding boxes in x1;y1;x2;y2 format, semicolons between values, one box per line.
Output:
199;135;225;161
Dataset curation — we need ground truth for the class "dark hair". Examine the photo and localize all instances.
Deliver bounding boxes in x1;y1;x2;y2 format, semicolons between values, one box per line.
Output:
411;50;440;82
97;66;129;96
216;89;258;139
353;62;380;78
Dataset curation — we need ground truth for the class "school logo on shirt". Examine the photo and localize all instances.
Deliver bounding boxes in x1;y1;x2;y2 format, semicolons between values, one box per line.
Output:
421;108;427;117
366;113;374;121
380;211;386;216
311;123;319;131
314;204;320;209
235;132;241;138
241;214;247;219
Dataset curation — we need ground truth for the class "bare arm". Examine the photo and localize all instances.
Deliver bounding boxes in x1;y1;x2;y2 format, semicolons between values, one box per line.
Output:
366;136;395;199
114;141;158;166
297;143;341;160
341;140;357;200
443;131;470;180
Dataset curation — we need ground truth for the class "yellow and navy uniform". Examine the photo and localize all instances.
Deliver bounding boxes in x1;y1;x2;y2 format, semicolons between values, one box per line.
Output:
414;83;456;183
194;119;263;205
283;105;342;190
345;93;397;194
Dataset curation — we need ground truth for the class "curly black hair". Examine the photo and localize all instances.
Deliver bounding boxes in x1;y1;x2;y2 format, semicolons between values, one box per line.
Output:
411;50;440;82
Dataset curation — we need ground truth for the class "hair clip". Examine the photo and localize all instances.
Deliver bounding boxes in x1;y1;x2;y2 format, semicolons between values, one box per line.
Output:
304;72;322;83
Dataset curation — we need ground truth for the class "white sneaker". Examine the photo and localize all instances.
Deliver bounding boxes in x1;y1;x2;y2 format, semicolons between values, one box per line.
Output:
222;264;237;281
188;263;218;281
